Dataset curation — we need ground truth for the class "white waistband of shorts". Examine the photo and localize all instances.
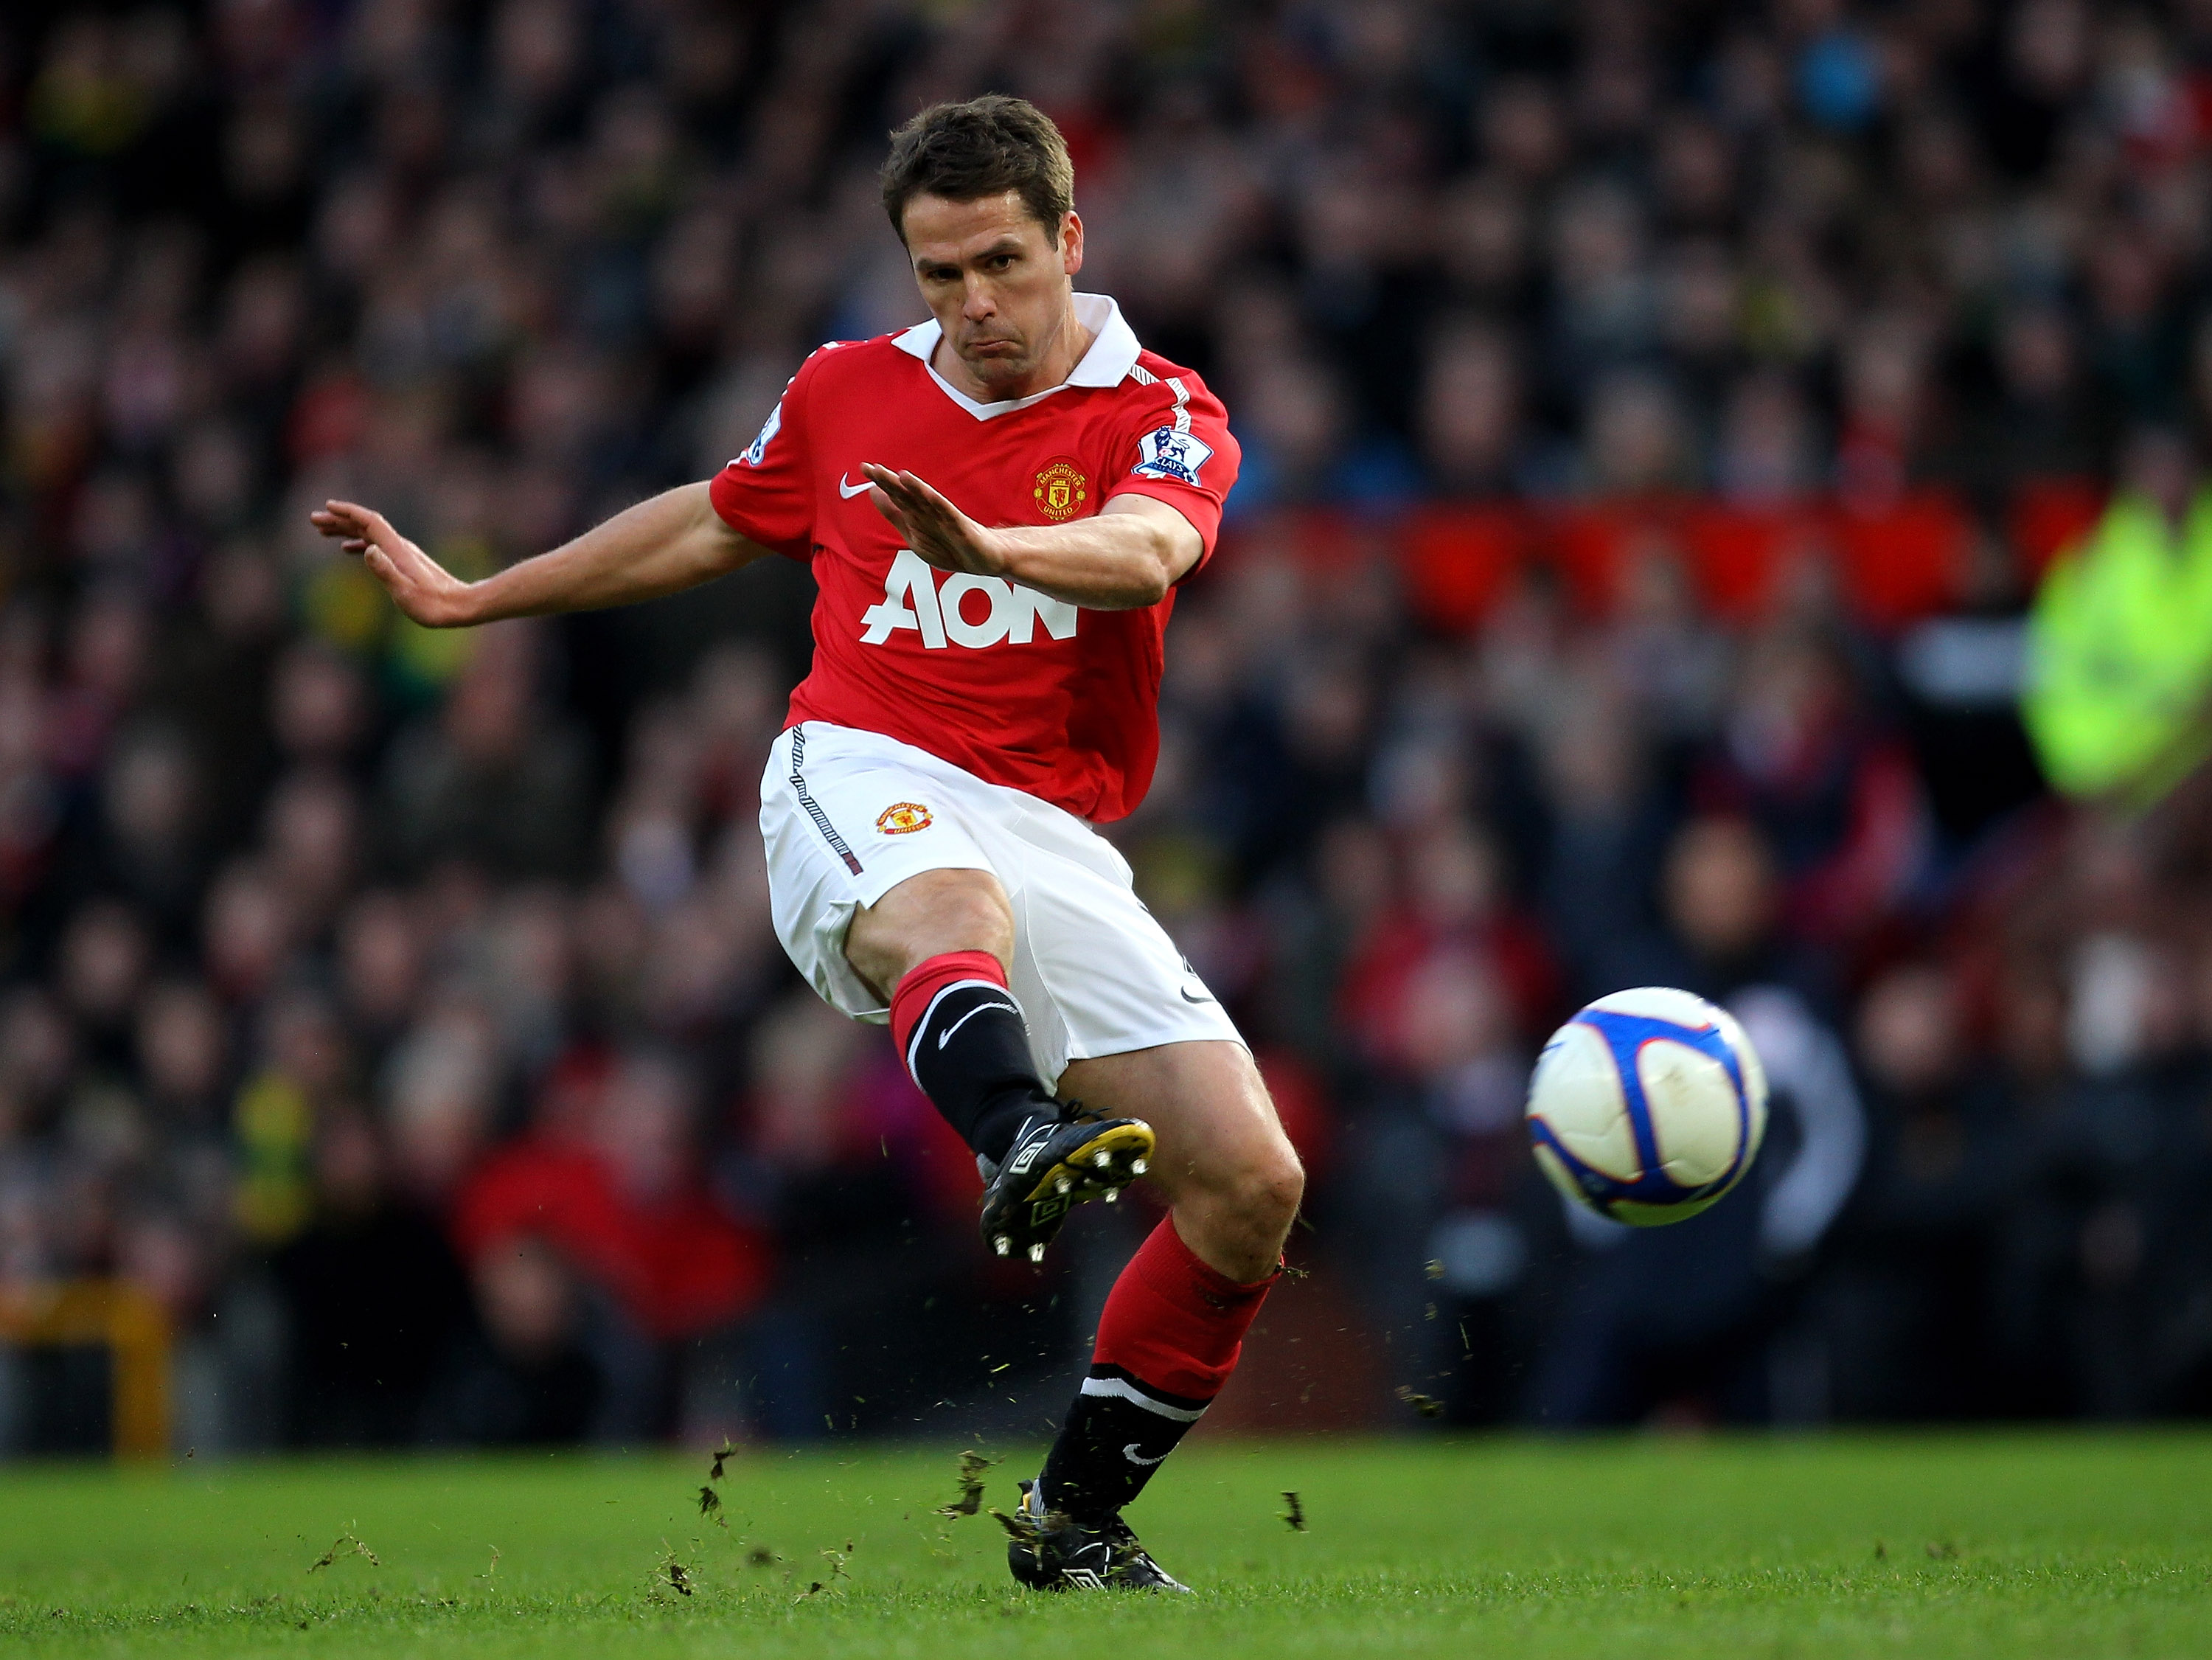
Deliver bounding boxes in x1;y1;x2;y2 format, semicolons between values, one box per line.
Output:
779;721;1098;831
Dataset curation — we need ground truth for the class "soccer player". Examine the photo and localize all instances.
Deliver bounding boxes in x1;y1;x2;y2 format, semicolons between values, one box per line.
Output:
312;94;1301;1592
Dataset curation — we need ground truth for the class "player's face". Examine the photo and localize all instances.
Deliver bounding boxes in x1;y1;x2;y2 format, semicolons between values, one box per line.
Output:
902;191;1085;394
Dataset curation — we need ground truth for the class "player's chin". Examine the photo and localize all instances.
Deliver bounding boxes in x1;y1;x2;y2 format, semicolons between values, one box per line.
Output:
961;348;1034;385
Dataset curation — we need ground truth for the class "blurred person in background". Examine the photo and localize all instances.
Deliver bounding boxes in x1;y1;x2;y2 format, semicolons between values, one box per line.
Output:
1535;816;1865;1425
422;1232;602;1447
1698;625;1931;953
453;1046;768;1442
1338;947;1548;1427
272;1105;470;1445
1827;962;2018;1420
2025;427;2212;810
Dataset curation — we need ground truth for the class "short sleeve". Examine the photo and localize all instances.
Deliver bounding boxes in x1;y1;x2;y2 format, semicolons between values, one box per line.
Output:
1103;368;1242;571
707;348;825;561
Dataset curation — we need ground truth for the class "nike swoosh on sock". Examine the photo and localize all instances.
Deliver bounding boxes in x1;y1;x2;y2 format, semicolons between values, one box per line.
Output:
937;1000;1021;1047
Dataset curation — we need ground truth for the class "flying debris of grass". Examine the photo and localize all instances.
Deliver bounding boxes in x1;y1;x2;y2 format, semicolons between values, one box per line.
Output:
987;1504;1037;1546
305;1530;379;1573
697;1439;740;1528
656;1545;692;1598
478;1546;500;1583
1395;1386;1445;1419
934;1449;1000;1518
1279;1491;1307;1532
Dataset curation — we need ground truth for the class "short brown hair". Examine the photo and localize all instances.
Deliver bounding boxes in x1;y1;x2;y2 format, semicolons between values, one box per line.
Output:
880;94;1074;244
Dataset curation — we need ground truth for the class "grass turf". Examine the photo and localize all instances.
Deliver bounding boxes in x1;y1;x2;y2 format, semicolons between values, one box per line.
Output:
0;1434;2207;1657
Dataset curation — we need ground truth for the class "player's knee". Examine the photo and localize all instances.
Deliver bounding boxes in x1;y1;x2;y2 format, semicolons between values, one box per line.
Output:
1231;1139;1304;1235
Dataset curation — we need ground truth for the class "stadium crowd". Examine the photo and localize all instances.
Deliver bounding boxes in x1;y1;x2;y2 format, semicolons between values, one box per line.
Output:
7;0;2212;1450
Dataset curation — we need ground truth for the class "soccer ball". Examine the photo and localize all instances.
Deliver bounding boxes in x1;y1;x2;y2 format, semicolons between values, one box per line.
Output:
1525;986;1768;1226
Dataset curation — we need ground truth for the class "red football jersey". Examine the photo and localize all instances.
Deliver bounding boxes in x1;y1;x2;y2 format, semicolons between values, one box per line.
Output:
707;294;1239;822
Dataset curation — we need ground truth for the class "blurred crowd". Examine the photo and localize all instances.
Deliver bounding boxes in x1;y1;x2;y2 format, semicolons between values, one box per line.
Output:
8;0;2212;1451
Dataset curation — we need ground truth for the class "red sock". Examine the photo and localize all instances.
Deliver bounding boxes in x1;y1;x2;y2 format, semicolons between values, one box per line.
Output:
1039;1217;1277;1519
888;948;1009;1080
1095;1215;1277;1398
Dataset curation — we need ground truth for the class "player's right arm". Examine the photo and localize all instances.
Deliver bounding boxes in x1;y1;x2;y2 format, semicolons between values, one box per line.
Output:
310;482;769;628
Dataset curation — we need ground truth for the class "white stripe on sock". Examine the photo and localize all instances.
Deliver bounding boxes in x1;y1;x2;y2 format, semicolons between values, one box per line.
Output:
1079;1375;1208;1423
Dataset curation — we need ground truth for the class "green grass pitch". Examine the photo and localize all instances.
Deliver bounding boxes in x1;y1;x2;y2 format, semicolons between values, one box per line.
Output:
1;1434;2207;1657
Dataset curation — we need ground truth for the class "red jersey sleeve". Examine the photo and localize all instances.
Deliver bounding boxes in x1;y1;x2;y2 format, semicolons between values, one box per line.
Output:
1103;367;1240;569
707;347;825;561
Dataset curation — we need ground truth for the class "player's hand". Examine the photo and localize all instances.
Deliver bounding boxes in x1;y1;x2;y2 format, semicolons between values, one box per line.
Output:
308;500;480;628
859;465;1012;579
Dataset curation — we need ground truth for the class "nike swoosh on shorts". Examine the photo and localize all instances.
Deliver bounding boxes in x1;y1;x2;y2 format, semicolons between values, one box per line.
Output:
839;476;874;497
1180;987;1215;1004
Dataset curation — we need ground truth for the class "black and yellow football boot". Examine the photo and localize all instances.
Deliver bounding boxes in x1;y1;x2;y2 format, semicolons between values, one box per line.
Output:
978;1102;1153;1265
996;1479;1191;1593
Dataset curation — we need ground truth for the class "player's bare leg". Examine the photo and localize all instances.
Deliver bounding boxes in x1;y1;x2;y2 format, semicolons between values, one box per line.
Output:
847;870;1157;1263
1006;1038;1301;1590
1054;1040;1301;1283
844;867;1014;990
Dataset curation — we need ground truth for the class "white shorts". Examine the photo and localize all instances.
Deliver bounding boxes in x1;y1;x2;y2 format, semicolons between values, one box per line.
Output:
759;721;1242;1088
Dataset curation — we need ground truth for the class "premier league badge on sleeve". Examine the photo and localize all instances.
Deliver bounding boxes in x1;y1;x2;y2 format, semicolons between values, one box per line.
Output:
737;400;782;467
1133;424;1212;487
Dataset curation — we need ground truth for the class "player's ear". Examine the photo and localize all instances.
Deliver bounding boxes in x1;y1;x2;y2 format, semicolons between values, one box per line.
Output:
1060;210;1084;278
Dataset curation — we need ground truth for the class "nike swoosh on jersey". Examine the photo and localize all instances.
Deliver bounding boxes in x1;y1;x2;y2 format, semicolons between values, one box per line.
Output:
838;476;874;498
1122;1443;1169;1466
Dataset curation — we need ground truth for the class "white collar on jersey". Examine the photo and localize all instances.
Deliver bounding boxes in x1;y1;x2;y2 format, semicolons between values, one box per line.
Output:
891;292;1141;421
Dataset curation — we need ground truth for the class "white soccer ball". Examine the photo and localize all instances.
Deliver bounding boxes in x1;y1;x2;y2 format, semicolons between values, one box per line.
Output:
1525;986;1768;1226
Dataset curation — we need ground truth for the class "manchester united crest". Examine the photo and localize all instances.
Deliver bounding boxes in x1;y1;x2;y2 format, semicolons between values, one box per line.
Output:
1033;458;1088;522
876;802;933;835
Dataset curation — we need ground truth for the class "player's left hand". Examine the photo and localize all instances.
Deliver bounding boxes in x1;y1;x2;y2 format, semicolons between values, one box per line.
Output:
860;465;1012;578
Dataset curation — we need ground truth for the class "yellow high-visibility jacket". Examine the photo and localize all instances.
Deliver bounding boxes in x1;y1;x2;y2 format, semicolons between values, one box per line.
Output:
2024;490;2212;804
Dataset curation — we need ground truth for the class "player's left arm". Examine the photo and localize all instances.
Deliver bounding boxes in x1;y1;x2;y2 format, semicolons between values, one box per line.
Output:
859;464;1199;611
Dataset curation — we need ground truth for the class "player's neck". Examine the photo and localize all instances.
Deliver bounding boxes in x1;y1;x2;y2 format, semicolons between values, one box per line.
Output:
933;299;1093;404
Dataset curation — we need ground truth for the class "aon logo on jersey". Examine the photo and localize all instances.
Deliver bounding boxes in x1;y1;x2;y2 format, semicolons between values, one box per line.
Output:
859;549;1079;649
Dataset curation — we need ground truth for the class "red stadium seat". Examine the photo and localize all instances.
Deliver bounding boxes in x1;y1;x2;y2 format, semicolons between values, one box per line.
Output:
2010;476;2106;578
1830;488;1972;630
1397;503;1528;631
1546;499;1690;616
1679;502;1802;622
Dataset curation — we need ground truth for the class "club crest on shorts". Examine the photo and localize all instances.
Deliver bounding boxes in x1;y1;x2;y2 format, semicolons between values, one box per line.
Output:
876;802;933;835
1033;458;1088;522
